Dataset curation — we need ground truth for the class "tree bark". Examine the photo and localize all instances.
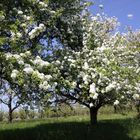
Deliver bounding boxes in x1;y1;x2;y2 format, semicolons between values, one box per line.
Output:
136;100;140;119
8;109;13;123
8;95;13;123
90;107;98;125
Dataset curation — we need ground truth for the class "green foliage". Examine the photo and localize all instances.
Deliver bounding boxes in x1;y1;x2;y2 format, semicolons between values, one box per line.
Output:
18;109;28;120
28;111;36;119
12;111;20;120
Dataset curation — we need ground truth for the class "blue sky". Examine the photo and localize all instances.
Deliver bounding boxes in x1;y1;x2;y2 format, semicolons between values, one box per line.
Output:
89;0;140;32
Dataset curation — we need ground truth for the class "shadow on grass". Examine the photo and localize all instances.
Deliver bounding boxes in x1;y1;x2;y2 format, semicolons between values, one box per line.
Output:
0;118;139;140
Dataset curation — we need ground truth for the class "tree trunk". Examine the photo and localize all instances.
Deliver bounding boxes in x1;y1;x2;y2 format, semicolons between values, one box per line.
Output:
90;107;98;125
8;95;13;123
8;110;13;123
114;106;117;113
136;100;140;119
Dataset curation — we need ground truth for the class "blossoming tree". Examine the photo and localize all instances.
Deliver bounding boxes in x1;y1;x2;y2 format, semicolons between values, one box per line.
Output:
50;14;140;124
0;0;90;122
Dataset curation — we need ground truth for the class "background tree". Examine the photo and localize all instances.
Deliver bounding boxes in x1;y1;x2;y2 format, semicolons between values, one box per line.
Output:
0;80;22;122
0;0;91;117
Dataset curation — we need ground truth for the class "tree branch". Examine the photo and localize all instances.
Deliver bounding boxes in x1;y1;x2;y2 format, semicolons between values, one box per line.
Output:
60;91;89;108
0;98;8;105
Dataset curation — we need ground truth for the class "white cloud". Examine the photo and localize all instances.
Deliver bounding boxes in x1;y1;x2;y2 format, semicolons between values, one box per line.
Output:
99;4;104;9
127;14;133;19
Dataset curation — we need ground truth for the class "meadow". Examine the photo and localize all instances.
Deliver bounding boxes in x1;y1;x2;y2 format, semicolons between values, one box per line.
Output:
0;112;139;140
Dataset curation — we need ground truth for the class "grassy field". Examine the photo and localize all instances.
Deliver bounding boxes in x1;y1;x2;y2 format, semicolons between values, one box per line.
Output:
0;113;139;140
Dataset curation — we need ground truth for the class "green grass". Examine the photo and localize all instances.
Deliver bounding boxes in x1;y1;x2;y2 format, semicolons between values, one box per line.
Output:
0;113;139;140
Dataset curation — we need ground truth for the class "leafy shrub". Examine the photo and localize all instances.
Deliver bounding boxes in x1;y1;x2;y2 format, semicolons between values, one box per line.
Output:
18;109;27;120
28;111;36;119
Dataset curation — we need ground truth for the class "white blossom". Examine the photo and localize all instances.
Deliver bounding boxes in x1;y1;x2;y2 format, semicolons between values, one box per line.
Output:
33;56;50;68
114;100;119;105
23;67;33;74
17;10;23;15
18;60;24;65
133;94;139;100
50;10;56;14
72;81;77;88
5;53;13;60
0;15;5;21
11;31;15;39
13;54;21;60
16;32;22;38
38;73;45;80
28;24;46;39
83;62;89;70
45;75;52;80
39;1;45;6
25;51;31;56
121;96;124;99
39;81;51;91
11;70;19;79
89;103;94;108
105;82;116;92
89;83;96;94
26;16;31;20
96;46;106;52
90;93;98;100
83;74;89;83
